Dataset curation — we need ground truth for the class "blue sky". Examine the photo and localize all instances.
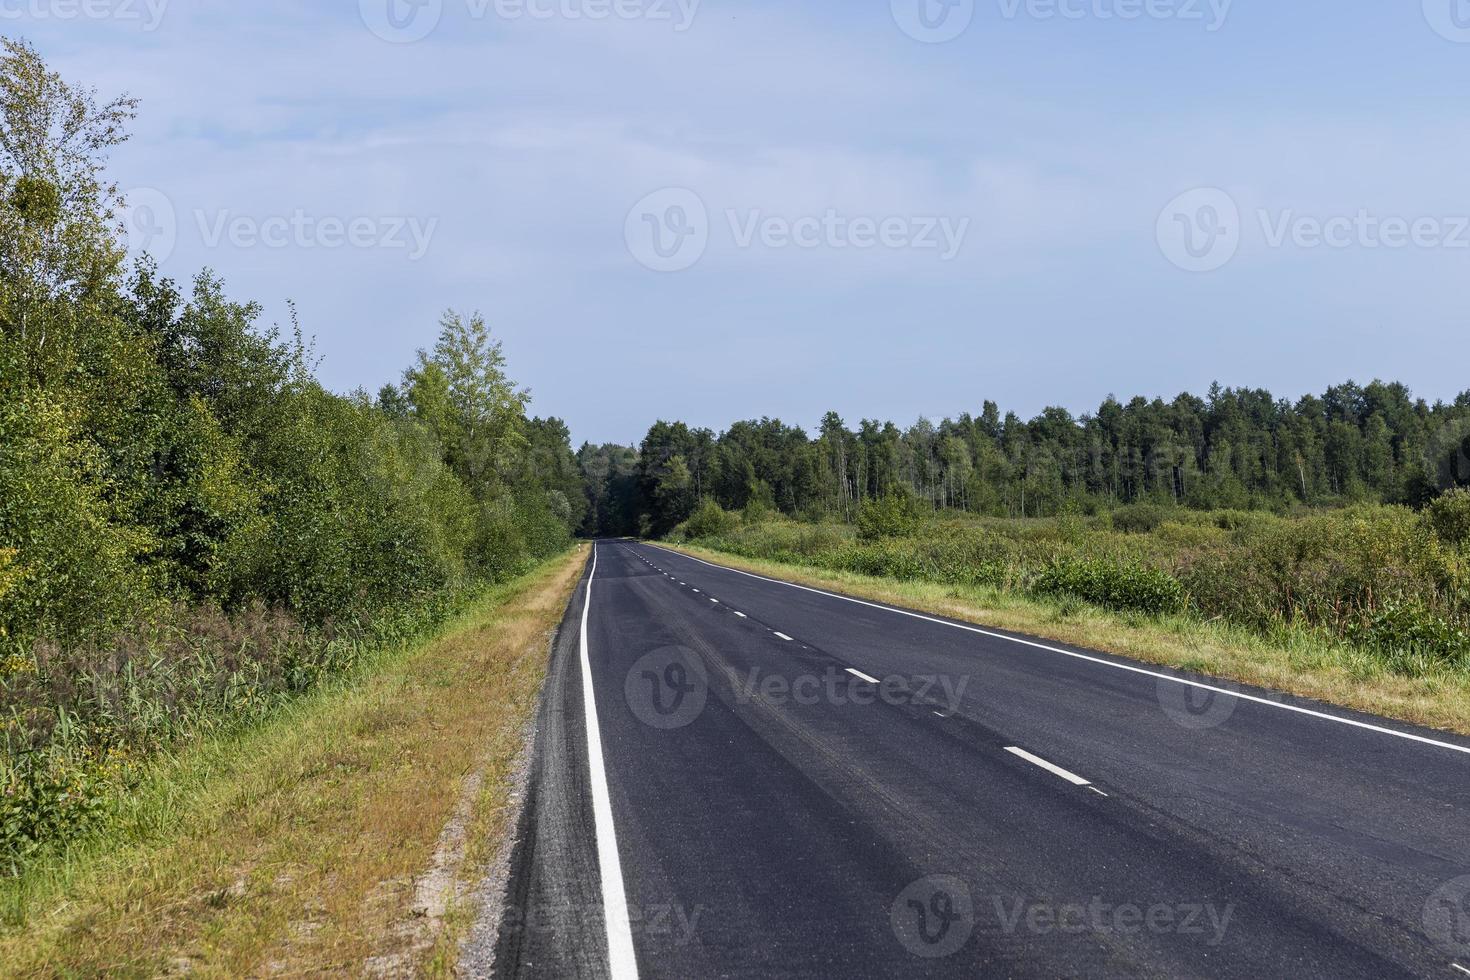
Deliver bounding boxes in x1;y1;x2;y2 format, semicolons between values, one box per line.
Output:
16;1;1470;444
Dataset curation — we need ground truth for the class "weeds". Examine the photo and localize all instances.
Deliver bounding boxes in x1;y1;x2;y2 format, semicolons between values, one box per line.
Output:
689;503;1470;677
0;590;472;870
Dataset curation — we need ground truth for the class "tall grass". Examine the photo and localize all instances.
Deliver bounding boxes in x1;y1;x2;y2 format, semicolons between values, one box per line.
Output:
0;590;470;870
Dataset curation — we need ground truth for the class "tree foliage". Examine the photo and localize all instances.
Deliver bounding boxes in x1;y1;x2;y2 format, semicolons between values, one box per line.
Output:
0;39;583;856
587;384;1470;535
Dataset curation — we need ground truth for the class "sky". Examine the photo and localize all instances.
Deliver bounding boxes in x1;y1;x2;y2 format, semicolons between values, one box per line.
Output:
13;1;1470;445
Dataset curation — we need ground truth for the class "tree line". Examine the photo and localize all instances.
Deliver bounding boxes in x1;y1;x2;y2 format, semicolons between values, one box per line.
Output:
582;382;1470;537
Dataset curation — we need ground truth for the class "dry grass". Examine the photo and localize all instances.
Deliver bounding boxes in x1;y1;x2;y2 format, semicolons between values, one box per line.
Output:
0;546;586;977
666;543;1470;738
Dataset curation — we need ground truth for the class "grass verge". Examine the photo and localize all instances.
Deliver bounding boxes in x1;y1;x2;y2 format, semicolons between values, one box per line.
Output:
0;545;587;977
663;542;1470;738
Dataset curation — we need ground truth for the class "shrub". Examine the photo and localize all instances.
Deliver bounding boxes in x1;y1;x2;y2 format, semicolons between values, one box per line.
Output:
0;548;19;609
856;493;927;541
0;748;117;867
1032;557;1187;616
1426;489;1470;550
1178;504;1460;633
1111;503;1170;534
1346;601;1470;673
1151;521;1227;550
684;499;740;540
0;383;163;650
1211;509;1275;533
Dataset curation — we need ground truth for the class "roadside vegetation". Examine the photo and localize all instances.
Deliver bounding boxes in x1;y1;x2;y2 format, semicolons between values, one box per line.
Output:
0;548;584;976
662;496;1470;733
0;39;584;872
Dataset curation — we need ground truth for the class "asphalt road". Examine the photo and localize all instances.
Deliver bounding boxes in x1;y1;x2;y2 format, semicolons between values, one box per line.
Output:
488;541;1470;979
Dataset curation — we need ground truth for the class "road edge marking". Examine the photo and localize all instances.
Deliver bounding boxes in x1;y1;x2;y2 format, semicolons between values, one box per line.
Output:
1006;746;1092;786
641;544;1470;758
580;543;640;978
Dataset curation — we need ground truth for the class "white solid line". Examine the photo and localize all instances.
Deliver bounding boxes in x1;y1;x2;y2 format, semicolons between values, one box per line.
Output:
1089;787;1110;798
733;611;747;618
643;545;1470;758
1453;965;1470;978
1005;746;1092;787
774;632;794;642
847;668;881;684
579;545;641;979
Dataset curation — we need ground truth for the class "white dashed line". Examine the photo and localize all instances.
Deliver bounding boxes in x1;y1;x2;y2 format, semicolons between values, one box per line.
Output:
644;545;1470;759
1088;787;1110;798
774;632;794;642
847;668;881;684
1005;747;1093;787
733;612;747;618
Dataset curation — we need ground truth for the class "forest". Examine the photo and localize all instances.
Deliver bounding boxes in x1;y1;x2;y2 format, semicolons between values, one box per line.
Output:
581;383;1470;537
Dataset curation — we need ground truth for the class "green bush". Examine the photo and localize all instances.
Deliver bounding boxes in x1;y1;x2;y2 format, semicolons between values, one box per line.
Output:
856;493;927;541
0;380;163;651
0;748;116;868
1427;489;1470;550
1110;503;1170;534
684;499;740;540
1033;557;1187;616
1346;601;1470;674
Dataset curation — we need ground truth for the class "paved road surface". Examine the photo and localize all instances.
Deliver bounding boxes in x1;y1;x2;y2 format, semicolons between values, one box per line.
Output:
487;541;1470;978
